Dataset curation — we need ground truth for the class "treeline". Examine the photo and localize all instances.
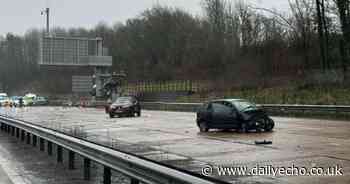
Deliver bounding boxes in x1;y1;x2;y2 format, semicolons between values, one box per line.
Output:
0;0;349;93
0;30;40;91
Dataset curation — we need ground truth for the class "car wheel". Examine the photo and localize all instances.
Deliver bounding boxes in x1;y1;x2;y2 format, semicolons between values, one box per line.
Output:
198;122;209;132
137;111;141;117
256;119;265;133
250;116;267;133
109;113;115;118
264;118;275;132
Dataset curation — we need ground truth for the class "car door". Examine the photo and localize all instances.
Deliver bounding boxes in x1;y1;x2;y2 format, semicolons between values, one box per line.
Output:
221;101;240;128
198;102;212;122
211;102;234;128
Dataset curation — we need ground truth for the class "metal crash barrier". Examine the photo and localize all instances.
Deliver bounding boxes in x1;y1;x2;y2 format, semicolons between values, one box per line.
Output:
261;104;350;113
0;115;225;184
141;102;350;114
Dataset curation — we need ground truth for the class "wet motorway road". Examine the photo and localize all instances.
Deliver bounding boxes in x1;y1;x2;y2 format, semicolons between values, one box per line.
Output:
0;106;350;184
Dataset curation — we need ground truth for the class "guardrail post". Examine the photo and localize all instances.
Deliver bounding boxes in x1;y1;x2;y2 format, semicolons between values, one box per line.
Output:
39;138;45;151
131;178;140;184
68;151;75;169
16;128;19;138
7;125;10;134
83;158;91;180
21;130;25;141
26;132;31;144
32;135;37;147
47;141;53;156
11;126;15;136
57;146;63;163
103;166;111;184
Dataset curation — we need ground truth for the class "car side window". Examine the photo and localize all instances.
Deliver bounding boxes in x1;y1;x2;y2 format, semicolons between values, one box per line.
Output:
205;103;212;110
212;102;232;115
223;102;237;112
222;101;230;107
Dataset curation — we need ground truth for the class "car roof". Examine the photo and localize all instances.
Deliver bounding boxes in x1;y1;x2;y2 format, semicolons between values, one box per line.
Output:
211;99;246;103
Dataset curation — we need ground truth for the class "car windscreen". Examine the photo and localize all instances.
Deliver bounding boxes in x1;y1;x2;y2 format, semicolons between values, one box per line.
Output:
114;97;132;104
231;100;257;111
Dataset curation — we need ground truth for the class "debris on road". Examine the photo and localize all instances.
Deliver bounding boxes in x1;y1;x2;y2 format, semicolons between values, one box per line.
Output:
254;140;273;145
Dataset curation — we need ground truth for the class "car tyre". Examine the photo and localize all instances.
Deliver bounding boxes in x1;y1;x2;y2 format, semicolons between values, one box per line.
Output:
137;111;141;117
109;113;115;118
264;118;275;132
198;121;209;132
250;116;267;133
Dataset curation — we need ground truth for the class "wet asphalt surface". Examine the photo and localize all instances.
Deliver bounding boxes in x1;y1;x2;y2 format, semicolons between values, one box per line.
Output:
0;106;350;184
0;126;130;184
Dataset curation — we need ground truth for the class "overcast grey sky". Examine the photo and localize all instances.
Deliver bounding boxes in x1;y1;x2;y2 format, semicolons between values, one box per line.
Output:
0;0;290;37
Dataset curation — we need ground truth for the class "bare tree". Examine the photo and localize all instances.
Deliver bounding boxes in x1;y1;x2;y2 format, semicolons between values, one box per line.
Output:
289;0;316;70
334;0;350;81
316;0;330;71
